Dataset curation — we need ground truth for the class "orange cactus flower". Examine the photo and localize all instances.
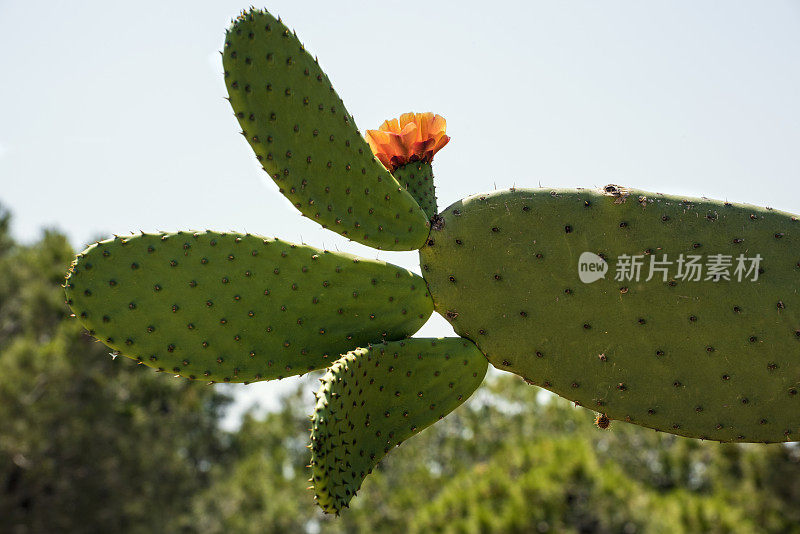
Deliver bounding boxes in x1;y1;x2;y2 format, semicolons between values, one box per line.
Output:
365;112;450;172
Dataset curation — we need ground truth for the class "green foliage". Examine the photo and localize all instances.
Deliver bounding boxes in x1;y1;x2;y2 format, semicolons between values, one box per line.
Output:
0;204;13;257
197;374;800;533
0;216;232;533
409;437;751;533
192;388;316;534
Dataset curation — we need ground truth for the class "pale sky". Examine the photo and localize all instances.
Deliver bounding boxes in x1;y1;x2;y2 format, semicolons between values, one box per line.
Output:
2;0;798;424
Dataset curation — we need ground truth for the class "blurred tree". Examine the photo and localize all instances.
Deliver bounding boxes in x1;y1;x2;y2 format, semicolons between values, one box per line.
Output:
0;205;13;257
0;211;232;534
192;386;319;533
195;373;800;533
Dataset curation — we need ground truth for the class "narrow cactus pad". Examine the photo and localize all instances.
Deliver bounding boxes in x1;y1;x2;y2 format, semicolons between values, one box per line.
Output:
64;231;433;383
223;9;429;250
310;338;487;513
392;161;437;219
421;187;800;443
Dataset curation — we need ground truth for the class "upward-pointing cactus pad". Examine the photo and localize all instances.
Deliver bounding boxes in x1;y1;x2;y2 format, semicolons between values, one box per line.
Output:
65;231;433;382
310;338;487;513
223;9;430;250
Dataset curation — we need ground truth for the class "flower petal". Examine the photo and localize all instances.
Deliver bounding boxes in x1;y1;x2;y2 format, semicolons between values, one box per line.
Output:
366;112;450;171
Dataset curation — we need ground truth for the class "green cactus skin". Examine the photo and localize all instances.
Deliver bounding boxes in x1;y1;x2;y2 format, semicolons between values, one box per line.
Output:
421;187;800;443
391;161;437;219
222;10;429;251
310;337;487;513
64;231;433;383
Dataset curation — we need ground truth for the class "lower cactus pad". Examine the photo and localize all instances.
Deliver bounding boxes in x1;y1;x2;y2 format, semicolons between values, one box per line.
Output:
310;338;487;513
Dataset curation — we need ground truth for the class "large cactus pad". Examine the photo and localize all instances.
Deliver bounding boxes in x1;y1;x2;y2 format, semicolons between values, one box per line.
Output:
65;231;433;382
421;187;800;443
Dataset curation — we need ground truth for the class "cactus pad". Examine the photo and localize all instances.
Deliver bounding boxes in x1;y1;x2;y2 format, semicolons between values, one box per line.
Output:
223;9;429;250
65;231;433;382
391;161;437;219
421;187;800;443
310;338;487;513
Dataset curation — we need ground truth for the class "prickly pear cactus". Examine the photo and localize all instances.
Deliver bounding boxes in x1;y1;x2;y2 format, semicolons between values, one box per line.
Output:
62;5;799;516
